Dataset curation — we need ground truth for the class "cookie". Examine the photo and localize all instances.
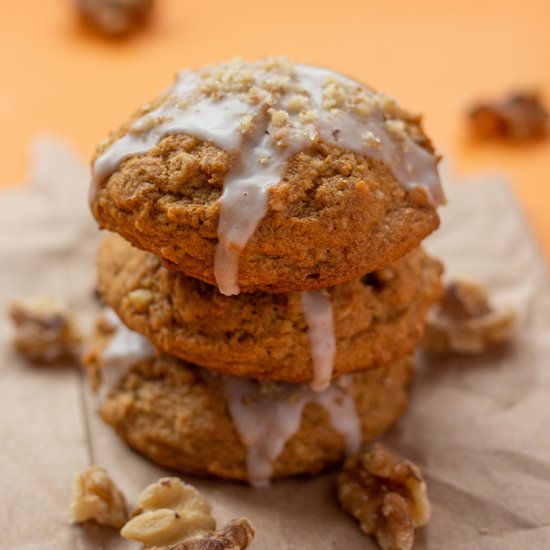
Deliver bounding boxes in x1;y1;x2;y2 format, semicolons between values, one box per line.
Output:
90;58;443;295
97;234;442;386
84;312;413;485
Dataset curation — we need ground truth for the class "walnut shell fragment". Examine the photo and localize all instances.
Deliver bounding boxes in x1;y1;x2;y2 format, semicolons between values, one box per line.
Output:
423;278;516;355
75;0;153;36
121;477;215;547
150;518;255;550
9;294;82;363
468;91;549;140
70;466;127;528
337;443;430;550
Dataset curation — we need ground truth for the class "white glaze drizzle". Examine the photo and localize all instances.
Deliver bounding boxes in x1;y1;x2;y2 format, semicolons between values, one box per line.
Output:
223;375;361;487
294;65;444;203
300;290;336;392
96;311;359;486
91;59;443;295
213;126;309;295
98;309;155;400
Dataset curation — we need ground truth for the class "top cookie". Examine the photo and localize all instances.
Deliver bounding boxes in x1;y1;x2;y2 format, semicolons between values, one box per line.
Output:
90;58;443;295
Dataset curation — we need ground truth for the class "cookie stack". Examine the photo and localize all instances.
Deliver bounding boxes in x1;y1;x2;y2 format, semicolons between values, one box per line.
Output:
86;58;443;486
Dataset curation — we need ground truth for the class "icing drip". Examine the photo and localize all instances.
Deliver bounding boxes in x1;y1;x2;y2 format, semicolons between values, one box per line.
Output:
223;375;361;487
315;386;361;455
99;310;155;400
214;128;308;295
91;59;443;295
300;290;336;392
224;377;308;487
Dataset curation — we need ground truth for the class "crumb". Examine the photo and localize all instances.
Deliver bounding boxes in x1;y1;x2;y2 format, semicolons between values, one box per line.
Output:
9;294;82;363
468;91;549;140
423;278;516;355
75;0;153;36
150;518;255;550
71;466;127;528
121;477;215;547
337;443;430;550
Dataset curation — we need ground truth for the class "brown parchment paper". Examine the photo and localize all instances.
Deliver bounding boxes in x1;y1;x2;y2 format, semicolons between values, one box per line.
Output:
1;137;549;550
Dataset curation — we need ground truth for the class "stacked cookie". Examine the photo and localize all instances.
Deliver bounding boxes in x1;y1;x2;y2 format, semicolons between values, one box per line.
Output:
86;58;443;486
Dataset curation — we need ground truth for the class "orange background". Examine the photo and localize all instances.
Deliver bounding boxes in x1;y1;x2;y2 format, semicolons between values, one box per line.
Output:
1;0;549;260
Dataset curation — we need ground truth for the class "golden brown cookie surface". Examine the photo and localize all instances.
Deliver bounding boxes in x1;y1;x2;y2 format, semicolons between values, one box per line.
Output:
97;234;442;383
90;59;442;294
84;316;413;483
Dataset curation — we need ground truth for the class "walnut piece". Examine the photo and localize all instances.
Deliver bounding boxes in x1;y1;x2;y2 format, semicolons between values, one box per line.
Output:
76;0;153;36
9;294;82;363
121;477;215;547
71;466;127;528
337;443;430;550
149;518;255;550
468;91;549;140
423;278;516;355
127;288;154;312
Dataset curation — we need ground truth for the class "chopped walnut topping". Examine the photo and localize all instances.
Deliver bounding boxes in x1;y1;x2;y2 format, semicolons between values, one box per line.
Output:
287;94;309;112
373;94;399;115
262;57;294;74
149;518;255;550
121;477;215;547
363;130;381;146
257;151;271;165
246;86;262;104
423;278;516;355
71;466;127;528
109;57;422;176
337;443;430;550
76;0;153;36
264;75;292;93
131;115;170;134
385;119;407;138
468;91;549;140
239;115;254;134
323;79;347;110
175;98;190;110
9;294;82;363
299;110;318;124
270;109;289;127
197;58;290;101
354;96;374;117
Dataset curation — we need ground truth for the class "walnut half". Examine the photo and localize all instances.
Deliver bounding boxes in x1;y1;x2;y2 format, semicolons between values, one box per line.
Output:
149;518;255;550
468;90;549;140
337;443;430;550
70;466;127;528
423;278;516;355
75;0;153;35
121;477;216;547
10;294;82;364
